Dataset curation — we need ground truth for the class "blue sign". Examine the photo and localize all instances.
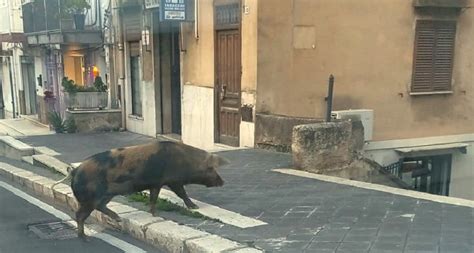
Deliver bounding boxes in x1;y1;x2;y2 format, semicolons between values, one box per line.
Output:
160;0;187;21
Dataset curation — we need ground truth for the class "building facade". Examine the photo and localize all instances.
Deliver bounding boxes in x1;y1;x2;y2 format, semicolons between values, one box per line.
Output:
19;0;109;123
108;0;473;200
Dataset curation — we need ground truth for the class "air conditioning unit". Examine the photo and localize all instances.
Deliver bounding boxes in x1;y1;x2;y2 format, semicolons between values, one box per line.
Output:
331;109;374;141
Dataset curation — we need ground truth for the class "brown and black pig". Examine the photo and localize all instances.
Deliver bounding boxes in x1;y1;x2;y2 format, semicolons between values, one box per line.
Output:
63;141;227;239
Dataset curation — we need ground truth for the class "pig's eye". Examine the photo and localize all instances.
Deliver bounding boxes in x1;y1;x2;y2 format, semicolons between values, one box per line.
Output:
207;167;213;171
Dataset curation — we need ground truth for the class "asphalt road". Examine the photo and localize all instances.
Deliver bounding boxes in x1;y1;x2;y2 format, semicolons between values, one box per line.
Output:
0;178;163;253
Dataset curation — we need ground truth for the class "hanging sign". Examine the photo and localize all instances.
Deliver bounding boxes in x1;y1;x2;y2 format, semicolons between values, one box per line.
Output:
160;0;187;21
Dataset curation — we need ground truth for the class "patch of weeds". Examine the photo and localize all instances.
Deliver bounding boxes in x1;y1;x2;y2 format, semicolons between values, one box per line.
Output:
127;192;220;222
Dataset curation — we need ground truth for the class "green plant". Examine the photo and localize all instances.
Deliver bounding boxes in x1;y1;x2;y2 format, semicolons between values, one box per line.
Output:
62;77;78;93
127;192;220;221
93;76;108;92
63;76;104;93
47;111;65;133
62;0;91;15
64;117;77;133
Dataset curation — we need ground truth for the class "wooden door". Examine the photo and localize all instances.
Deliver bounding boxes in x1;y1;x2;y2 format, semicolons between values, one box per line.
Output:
216;29;241;146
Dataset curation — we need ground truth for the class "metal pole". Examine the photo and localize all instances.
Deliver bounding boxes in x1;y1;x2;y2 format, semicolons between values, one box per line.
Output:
325;74;334;122
7;57;16;118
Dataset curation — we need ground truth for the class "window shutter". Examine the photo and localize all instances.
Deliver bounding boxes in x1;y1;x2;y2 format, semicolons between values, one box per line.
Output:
412;20;456;93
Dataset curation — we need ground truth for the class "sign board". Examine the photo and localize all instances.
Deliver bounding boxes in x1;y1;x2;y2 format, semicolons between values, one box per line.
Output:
160;0;187;21
144;0;159;9
20;0;34;5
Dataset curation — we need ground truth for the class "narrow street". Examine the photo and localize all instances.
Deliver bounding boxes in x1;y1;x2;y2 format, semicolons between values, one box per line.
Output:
0;178;163;253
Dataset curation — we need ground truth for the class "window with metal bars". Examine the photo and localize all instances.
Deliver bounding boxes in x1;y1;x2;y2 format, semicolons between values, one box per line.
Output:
411;20;457;93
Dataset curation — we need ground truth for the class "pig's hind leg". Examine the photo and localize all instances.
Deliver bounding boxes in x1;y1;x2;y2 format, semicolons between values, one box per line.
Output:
169;184;198;209
76;204;94;240
96;196;121;222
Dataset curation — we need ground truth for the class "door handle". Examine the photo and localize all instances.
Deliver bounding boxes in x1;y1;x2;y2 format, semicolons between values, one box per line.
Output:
220;84;227;100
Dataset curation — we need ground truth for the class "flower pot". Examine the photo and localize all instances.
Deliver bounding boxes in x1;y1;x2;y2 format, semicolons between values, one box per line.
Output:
65;92;108;110
73;14;86;30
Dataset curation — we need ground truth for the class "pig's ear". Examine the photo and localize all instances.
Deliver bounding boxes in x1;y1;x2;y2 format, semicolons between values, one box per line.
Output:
215;155;230;167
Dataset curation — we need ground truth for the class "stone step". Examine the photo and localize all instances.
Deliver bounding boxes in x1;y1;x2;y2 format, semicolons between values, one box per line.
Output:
21;156;34;165
0;136;35;160
34;146;61;156
32;154;69;176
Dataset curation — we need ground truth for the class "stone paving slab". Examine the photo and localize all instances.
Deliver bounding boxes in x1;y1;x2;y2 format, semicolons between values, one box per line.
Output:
12;133;474;252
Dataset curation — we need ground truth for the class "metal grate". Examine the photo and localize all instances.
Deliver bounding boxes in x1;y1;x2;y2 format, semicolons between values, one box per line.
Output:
28;221;77;240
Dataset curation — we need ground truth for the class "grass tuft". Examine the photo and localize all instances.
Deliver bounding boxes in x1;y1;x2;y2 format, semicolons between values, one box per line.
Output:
127;192;220;221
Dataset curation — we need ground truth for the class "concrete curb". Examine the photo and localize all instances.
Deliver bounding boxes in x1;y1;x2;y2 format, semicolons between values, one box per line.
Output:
32;154;70;175
0;136;35;160
0;162;262;253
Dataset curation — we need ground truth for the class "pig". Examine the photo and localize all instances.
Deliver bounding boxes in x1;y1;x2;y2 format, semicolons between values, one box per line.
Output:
55;141;228;239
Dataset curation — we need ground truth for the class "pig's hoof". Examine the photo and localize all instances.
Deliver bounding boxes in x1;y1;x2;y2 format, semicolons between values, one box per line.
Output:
187;203;199;209
79;234;90;242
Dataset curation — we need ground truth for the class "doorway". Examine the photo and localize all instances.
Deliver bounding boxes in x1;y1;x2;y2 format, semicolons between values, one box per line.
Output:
158;22;182;135
214;2;242;147
20;56;37;115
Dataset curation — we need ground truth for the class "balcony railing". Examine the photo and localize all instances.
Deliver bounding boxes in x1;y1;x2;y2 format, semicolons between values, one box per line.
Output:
22;0;99;34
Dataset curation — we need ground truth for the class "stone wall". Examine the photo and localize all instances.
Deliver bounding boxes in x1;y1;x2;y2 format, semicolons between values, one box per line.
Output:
291;120;410;188
255;113;322;152
66;109;122;133
292;121;356;172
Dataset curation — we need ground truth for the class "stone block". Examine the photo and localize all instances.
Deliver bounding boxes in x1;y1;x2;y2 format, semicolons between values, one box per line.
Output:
66;192;79;211
145;221;209;253
292;121;353;173
185;235;242;253
66;109;122;133
120;211;164;240
53;184;73;204
255;113;322;152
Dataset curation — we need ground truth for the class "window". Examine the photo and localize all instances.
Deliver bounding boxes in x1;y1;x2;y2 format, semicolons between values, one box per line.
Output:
400;155;452;196
130;42;142;117
412;20;457;93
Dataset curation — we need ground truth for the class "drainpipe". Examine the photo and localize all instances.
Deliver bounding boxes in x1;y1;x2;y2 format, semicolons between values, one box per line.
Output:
7;57;16;118
116;0;126;129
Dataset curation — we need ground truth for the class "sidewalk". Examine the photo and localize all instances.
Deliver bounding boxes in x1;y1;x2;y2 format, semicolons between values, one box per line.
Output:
18;132;474;252
0;118;54;137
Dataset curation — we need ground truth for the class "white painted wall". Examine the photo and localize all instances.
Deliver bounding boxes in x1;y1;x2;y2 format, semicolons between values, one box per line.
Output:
1;58;13;118
240;91;256;147
181;84;215;149
0;0;23;34
34;55;46;96
240;121;255;147
0;0;11;34
124;44;157;137
9;0;22;33
365;134;474;200
1;46;24;118
450;145;474;200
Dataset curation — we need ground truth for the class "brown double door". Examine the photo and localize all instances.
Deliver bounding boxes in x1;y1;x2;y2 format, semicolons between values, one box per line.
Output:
216;29;241;147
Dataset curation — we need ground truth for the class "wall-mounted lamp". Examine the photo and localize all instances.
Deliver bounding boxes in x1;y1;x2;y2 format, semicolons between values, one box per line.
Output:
142;26;151;52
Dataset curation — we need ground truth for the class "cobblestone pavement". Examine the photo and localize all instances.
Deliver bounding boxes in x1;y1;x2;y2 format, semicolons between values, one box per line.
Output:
19;133;474;252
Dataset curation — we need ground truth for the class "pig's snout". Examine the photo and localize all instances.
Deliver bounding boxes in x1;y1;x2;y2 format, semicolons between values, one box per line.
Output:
215;175;224;187
206;173;224;187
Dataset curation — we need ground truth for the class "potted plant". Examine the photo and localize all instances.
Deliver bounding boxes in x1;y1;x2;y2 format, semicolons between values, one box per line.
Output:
62;0;91;30
63;76;108;110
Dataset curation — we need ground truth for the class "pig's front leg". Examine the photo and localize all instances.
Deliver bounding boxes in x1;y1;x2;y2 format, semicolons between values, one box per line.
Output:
169;184;198;209
149;187;161;216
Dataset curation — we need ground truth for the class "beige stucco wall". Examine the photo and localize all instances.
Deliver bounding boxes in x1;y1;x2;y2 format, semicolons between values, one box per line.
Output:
257;0;474;141
181;0;259;147
182;0;215;88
